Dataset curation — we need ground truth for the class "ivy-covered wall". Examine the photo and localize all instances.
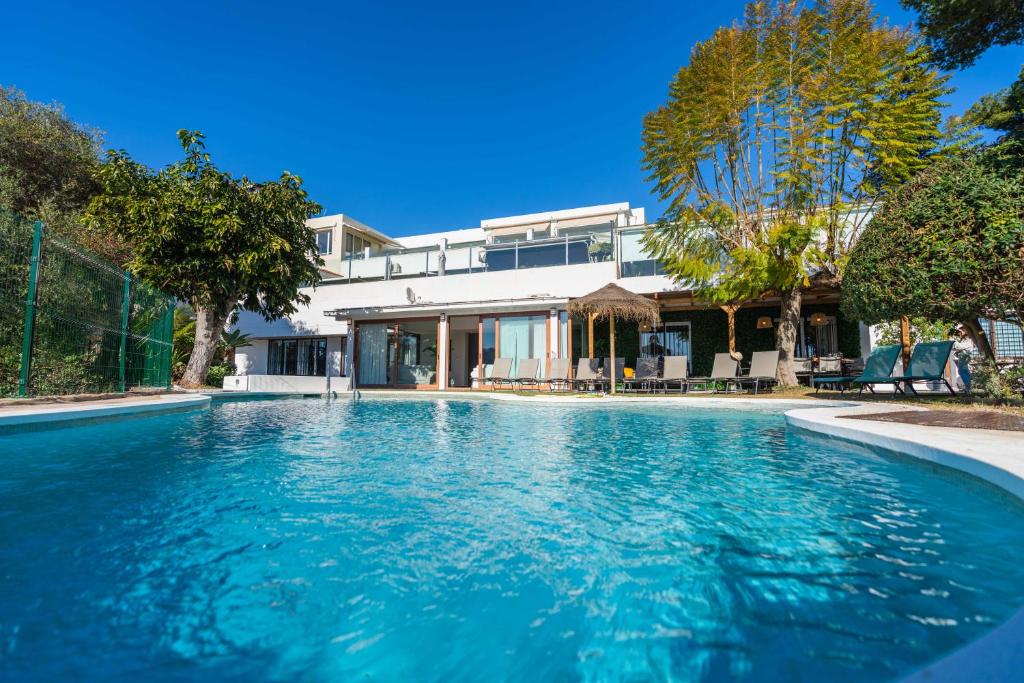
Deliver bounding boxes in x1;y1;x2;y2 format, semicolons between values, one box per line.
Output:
574;302;860;376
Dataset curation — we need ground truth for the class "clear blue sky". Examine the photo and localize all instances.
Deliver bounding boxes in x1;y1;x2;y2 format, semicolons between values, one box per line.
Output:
4;1;1022;236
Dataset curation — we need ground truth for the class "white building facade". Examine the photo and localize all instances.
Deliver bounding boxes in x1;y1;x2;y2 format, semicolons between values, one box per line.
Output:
226;202;862;393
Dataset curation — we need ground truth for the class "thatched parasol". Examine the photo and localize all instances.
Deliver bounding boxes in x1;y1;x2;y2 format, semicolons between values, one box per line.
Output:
568;283;660;394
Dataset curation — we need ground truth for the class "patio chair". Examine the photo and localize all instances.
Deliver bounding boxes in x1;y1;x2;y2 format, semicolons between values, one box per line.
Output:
812;344;900;394
512;358;541;390
734;350;780;394
547;358;572;391
817;355;843;375
489;357;514;390
571;358;601;391
657;355;689;393
623;357;659;393
686;353;739;393
598;357;625;392
865;340;957;396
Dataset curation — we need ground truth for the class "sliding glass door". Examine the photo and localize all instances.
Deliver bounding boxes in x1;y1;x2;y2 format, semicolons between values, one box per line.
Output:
356;319;439;388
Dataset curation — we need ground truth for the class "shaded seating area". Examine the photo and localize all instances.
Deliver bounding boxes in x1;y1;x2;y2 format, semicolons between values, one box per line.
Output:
568;283;660;395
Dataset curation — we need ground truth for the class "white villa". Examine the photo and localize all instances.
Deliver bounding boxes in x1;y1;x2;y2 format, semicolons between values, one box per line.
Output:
224;201;894;393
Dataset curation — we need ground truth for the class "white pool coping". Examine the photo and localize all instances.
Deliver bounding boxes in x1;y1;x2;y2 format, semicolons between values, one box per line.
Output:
784;404;1024;682
0;393;211;428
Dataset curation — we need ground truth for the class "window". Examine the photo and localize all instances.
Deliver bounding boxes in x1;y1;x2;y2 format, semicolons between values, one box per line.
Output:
639;322;691;367
993;320;1024;358
268;338;328;376
786;315;838;357
316;229;333;255
344;232;371;258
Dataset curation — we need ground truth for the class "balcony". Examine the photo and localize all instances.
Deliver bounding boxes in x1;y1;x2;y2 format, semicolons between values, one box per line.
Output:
326;229;618;284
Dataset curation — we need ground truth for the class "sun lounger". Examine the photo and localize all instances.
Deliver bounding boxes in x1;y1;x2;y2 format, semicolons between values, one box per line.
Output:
657;355;689;393
489;357;514;390
624;357;659;392
860;340;957;396
547;358;571;391
686;353;739;393
598;357;625;391
512;358;541;390
734;350;780;394
813;344;900;394
571;358;601;391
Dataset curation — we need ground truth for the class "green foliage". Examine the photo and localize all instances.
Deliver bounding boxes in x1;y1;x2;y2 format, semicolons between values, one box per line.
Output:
642;0;952;298
969;361;1020;401
204;363;235;388
901;0;1024;69
966;66;1024;172
842;152;1024;327
0;85;101;216
0;86;132;265
875;317;954;346
220;328;252;351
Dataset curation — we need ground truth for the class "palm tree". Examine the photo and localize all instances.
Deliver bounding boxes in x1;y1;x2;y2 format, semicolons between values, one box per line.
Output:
219;329;252;365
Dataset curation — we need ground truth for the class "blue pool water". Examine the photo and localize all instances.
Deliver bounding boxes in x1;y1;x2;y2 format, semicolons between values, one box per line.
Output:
2;397;1024;682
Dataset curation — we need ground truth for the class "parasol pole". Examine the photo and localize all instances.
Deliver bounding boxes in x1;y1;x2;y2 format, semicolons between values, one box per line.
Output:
609;311;616;395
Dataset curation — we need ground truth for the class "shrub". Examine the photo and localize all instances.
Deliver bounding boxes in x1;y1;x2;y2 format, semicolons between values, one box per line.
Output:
205;363;235;388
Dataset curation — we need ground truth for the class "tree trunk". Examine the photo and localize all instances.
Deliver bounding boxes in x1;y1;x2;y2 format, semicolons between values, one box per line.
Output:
720;304;742;361
609;312;616;395
961;318;996;363
899;316;912;371
775;287;801;386
181;305;229;387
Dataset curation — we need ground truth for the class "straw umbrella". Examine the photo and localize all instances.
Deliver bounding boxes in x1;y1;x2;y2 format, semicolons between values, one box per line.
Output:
568;283;661;394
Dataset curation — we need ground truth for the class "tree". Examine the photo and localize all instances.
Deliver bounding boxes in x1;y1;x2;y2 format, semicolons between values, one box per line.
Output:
0;85;101;215
900;0;1024;69
841;152;1024;360
642;0;950;383
85;130;323;387
0;85;133;264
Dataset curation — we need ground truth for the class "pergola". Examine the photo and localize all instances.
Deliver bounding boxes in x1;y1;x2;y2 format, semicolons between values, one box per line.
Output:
568;283;661;394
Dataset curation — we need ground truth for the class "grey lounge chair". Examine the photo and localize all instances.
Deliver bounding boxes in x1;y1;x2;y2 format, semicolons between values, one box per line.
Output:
598;357;625;391
547;358;572;391
861;340;957;396
513;358;541;390
735;350;780;394
489;357;514;390
687;353;739;393
658;355;689;393
813;344;901;393
571;358;601;391
624;357;659;393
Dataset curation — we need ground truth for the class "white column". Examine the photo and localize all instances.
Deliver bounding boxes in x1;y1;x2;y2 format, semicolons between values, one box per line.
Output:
345;322;356;386
549;308;559;376
437;314;449;390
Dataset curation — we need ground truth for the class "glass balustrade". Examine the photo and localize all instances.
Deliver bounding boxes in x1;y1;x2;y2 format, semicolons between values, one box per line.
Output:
327;226;663;283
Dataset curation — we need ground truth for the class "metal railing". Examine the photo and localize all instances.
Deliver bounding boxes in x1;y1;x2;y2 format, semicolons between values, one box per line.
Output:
0;211;174;397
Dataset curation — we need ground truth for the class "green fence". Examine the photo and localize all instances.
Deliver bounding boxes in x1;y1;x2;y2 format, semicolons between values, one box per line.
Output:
0;210;174;397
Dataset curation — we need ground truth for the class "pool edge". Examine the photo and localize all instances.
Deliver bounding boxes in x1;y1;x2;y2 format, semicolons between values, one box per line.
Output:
0;394;212;429
784;405;1024;683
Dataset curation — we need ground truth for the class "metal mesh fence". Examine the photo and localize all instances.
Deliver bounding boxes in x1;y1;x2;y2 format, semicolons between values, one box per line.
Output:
0;210;174;397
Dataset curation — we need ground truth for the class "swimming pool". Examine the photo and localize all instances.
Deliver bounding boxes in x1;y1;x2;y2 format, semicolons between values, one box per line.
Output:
2;397;1023;682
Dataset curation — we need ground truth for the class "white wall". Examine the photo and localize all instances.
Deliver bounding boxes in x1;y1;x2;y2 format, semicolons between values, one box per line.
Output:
292;262;678;317
234;339;268;375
